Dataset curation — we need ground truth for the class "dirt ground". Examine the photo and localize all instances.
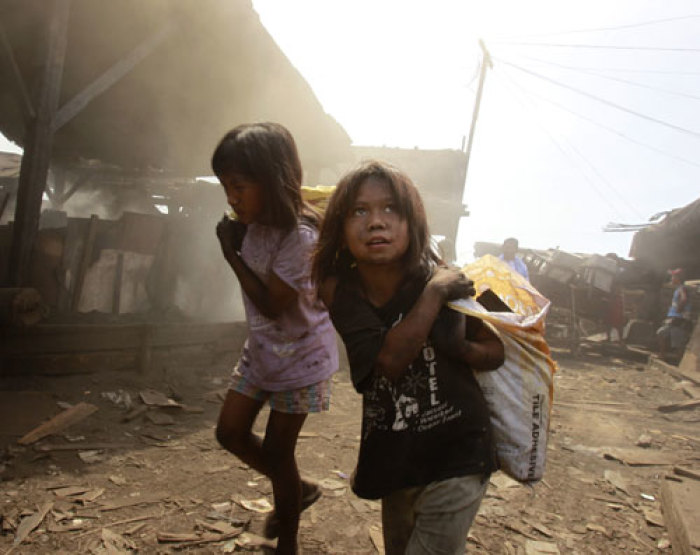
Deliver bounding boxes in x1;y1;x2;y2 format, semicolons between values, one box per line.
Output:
1;339;699;554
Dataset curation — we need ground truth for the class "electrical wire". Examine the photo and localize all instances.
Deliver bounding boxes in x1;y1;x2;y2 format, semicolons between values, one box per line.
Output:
498;52;700;76
504;53;700;101
493;67;630;221
495;14;700;40
497;66;645;220
496;57;700;140
500;77;700;170
494;42;700;52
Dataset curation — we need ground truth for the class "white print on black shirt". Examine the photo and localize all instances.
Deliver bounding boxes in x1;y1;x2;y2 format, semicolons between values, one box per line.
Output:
392;393;419;431
365;330;462;438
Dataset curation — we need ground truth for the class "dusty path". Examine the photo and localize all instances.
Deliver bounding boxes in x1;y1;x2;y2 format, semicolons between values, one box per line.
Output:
1;345;698;553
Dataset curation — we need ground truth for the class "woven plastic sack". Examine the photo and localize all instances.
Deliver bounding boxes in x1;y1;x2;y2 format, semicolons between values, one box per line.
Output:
449;255;557;483
301;185;335;212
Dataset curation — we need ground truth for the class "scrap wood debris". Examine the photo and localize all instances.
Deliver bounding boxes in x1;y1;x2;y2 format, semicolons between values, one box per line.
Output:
17;403;98;445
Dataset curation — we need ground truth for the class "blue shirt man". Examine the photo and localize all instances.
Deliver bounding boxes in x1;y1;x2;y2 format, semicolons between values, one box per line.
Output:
499;237;529;281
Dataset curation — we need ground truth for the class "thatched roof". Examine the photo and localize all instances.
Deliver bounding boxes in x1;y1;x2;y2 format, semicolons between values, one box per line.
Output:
0;0;351;177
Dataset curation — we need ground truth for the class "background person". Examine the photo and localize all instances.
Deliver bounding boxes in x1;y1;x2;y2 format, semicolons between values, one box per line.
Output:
499;237;529;280
656;268;692;361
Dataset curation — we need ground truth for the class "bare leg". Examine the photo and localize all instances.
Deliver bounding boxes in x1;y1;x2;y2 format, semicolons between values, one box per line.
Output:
215;390;270;474
215;392;309;554
263;409;308;555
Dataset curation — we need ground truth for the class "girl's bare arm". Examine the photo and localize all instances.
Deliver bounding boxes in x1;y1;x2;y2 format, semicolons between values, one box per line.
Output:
217;218;296;319
457;319;505;370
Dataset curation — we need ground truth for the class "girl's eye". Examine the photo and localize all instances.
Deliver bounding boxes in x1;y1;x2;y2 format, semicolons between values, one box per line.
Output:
352;206;367;216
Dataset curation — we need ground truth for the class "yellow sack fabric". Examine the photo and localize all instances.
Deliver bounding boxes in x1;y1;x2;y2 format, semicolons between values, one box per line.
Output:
302;185;335;212
449;255;557;483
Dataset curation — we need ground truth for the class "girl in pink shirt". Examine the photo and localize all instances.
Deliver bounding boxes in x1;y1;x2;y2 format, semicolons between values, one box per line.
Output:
212;122;338;554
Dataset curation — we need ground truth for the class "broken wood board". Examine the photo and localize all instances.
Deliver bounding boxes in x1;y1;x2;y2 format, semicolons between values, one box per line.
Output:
603;448;680;466
98;492;166;511
661;479;700;554
139;389;180;407
525;539;561;554
35;442;130;452
674;466;700;482
13;502;53;546
156;530;243;548
650;354;700;387
682;384;700;400
657;399;700;413
18;402;98;445
554;402;644;417
0;391;58;436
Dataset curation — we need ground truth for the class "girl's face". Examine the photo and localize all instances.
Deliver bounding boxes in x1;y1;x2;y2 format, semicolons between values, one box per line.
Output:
343;177;409;268
220;172;265;224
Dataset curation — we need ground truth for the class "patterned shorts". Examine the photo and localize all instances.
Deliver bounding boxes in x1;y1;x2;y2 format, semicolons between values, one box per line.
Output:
228;367;332;414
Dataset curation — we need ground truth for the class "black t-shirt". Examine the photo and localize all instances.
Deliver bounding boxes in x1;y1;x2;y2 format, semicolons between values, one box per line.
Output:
329;272;497;500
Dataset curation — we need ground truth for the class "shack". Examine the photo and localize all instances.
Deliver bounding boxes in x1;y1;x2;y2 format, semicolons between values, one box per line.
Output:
0;0;353;374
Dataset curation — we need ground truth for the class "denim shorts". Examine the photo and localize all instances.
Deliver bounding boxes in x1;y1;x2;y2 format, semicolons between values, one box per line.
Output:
228;367;331;414
381;474;489;555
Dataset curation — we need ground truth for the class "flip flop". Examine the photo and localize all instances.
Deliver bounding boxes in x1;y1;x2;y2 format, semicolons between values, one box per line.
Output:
262;482;322;539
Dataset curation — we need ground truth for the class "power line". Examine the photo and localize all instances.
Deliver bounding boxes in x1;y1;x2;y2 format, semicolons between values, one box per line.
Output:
498;52;700;76
496;57;700;140
493;67;630;221
503;77;700;170
497;14;700;40
495;42;700;52
506;54;700;101
497;67;645;220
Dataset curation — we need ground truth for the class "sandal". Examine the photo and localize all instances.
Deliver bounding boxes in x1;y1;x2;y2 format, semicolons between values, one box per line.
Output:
262;482;322;539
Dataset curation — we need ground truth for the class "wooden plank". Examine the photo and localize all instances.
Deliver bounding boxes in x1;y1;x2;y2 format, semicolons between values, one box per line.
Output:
0;322;244;355
6;0;70;287
0;22;35;123
674;466;700;482
649;354;700;386
683;384;700;400
52;21;175;132
0;190;9;221
603;447;679;466
71;214;99;311
658;399;700;413
112;252;124;314
139;325;153;374
13;501;53;547
660;479;700;554
1;351;137;375
18;402;98;445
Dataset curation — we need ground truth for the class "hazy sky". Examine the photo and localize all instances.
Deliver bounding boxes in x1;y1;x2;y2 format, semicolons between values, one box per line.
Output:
250;0;700;261
2;1;699;262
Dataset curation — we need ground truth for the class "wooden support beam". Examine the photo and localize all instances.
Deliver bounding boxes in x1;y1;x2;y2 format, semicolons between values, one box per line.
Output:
71;214;99;311
112;252;124;314
53;21;175;132
6;0;71;287
0;22;35;125
0;191;9;221
59;170;91;204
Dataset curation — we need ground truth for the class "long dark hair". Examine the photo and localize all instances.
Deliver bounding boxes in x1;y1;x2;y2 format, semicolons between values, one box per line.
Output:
211;122;319;230
312;160;439;284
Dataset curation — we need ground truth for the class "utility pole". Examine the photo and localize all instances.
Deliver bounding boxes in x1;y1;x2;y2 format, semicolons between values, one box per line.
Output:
462;39;492;190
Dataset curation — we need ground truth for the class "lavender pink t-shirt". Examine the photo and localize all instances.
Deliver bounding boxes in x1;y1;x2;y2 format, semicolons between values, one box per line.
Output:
236;221;338;391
